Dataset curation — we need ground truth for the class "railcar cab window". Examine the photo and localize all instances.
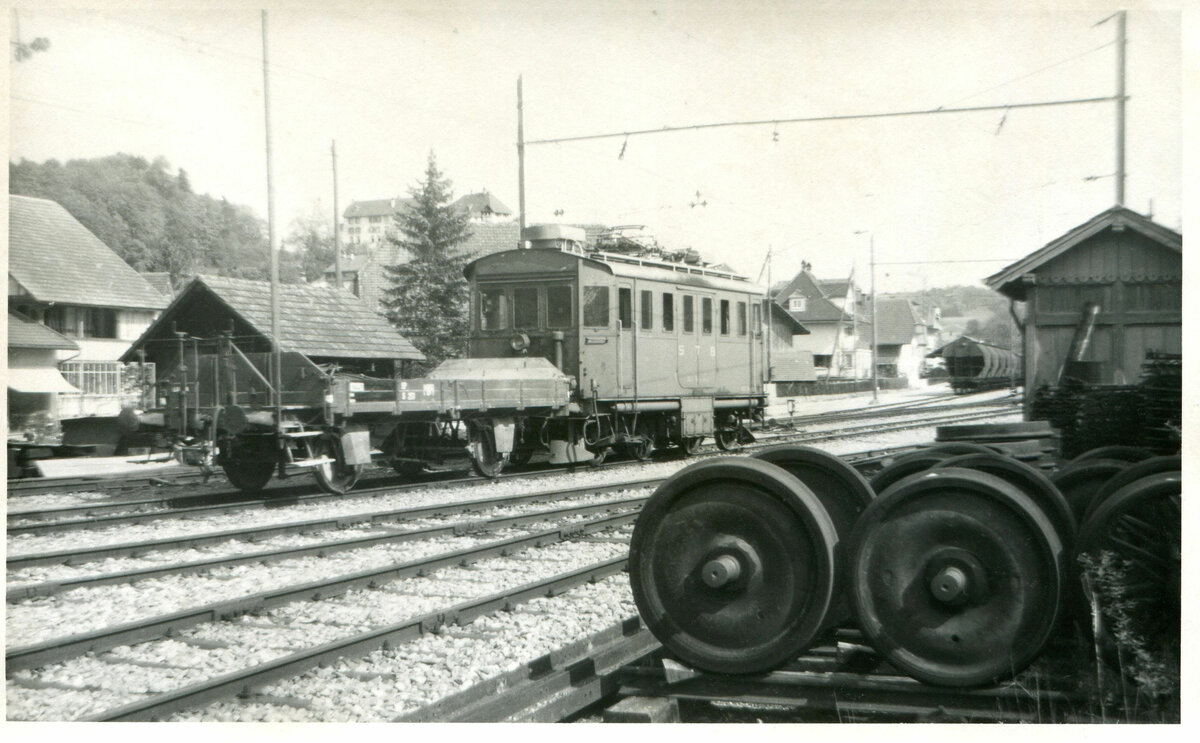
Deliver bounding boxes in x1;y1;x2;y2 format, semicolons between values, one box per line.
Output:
719;299;731;335
682;295;694;333
513;287;539;329
547;285;573;328
640;290;653;330
662;293;675;332
702;297;713;334
479;288;508;331
618;287;633;330
583;286;610;327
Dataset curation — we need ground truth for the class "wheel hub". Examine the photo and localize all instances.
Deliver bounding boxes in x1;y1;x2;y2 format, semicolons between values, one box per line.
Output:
923;549;988;607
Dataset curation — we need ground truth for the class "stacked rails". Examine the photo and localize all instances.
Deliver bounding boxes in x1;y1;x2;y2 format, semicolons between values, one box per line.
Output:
934;420;1060;471
1139;351;1182;454
1030;381;1143;459
628;436;1180;700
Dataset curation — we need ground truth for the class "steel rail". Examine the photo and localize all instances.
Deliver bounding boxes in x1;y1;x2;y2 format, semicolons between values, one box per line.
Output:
6;509;638;673
8;494;649;600
89;555;631;721
396;615;659;722
7;478;660;568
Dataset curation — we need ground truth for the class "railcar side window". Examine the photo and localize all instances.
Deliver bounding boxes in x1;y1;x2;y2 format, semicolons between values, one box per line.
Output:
618;287;633;330
752;302;762;335
662;293;674;332
719;299;731;335
737;301;747;336
640;290;653;330
514;287;539;329
547;285;573;328
682;296;694;333
702;297;713;334
583;285;610;327
479;288;508;331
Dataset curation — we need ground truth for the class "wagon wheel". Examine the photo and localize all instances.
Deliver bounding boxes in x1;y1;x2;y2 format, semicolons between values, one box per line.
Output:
309;434;362;495
869;450;954;496
934;452;1076;548
847;467;1064;687
221;459;275;492
1075;471;1181;678
714;427;742;452
219;437;275;492
629;458;838;674
677;436;704;458
1052;459;1128;524
624;420;654;462
469;427;505;479
751;445;875;625
1071;445;1154;465
1081;455;1181;526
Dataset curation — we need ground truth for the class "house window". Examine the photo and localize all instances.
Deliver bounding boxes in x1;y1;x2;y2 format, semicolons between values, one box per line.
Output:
584;286;610;327
547;285;573;328
682;296;694;333
44;306;117;339
369;216;382;223
788;296;807;312
641;290;653;330
701;297;713;334
814;355;831;368
662;293;674;332
719;299;730;335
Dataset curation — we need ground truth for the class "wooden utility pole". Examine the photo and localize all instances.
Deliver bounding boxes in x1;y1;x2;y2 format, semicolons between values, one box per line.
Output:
517;76;527;244
261;11;282;424
870;234;878;404
332;140;342;290
1115;10;1127;206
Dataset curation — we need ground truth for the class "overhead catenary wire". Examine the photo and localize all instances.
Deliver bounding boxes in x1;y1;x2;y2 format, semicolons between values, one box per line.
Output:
522;96;1117;146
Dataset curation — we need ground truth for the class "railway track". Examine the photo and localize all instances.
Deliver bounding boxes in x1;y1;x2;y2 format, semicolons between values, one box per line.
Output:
8;402;1017;532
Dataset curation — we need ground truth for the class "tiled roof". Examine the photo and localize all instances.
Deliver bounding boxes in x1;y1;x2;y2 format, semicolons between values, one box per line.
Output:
817;278;851;298
344;197;412;219
8;195;168;310
132;275;424;361
453;192;513;216
772;270;845;323
872;297;920;345
7;312;79;350
140;272;175;298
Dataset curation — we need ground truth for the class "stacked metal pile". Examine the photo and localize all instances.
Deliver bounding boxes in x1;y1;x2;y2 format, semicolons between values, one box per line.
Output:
935;420;1060;470
1139;351;1182;454
1029;380;1142;459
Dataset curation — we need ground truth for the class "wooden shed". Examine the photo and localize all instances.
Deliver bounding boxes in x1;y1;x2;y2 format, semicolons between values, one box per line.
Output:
121;275;425;381
985;206;1181;407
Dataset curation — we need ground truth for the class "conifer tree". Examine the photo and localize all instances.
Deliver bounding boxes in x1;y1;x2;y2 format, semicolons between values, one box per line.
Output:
381;152;473;371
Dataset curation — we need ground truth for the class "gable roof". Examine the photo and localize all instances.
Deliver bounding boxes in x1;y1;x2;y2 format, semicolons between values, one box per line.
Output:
817;278;852;298
872;297;920;345
452;192;512;217
986;205;1182;300
344;197;412;219
140;272;175;298
125;275;424;361
8;195;168;310
772;270;846;323
8;312;79;351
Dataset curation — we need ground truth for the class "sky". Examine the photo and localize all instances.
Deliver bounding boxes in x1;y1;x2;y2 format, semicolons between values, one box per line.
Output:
4;0;1186;293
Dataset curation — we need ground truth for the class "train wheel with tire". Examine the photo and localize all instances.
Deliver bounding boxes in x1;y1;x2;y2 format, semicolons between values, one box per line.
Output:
629;457;838;674
310;434;362;495
470;427;505;479
219;436;276;492
714;427;742;452
677;436;703;457
847;467;1064;687
222;459;275;492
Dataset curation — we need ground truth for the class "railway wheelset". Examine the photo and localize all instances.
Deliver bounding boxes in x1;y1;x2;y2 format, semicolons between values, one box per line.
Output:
629;427;1180;692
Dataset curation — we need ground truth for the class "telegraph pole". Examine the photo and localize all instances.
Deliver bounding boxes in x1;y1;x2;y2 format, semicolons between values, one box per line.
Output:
1115;9;1126;206
517;76;527;244
332;140;342;291
870;234;878;404
765;246;772;384
261;11;282;425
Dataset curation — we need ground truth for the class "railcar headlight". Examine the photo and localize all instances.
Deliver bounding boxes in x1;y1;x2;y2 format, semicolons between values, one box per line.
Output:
510;333;530;352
